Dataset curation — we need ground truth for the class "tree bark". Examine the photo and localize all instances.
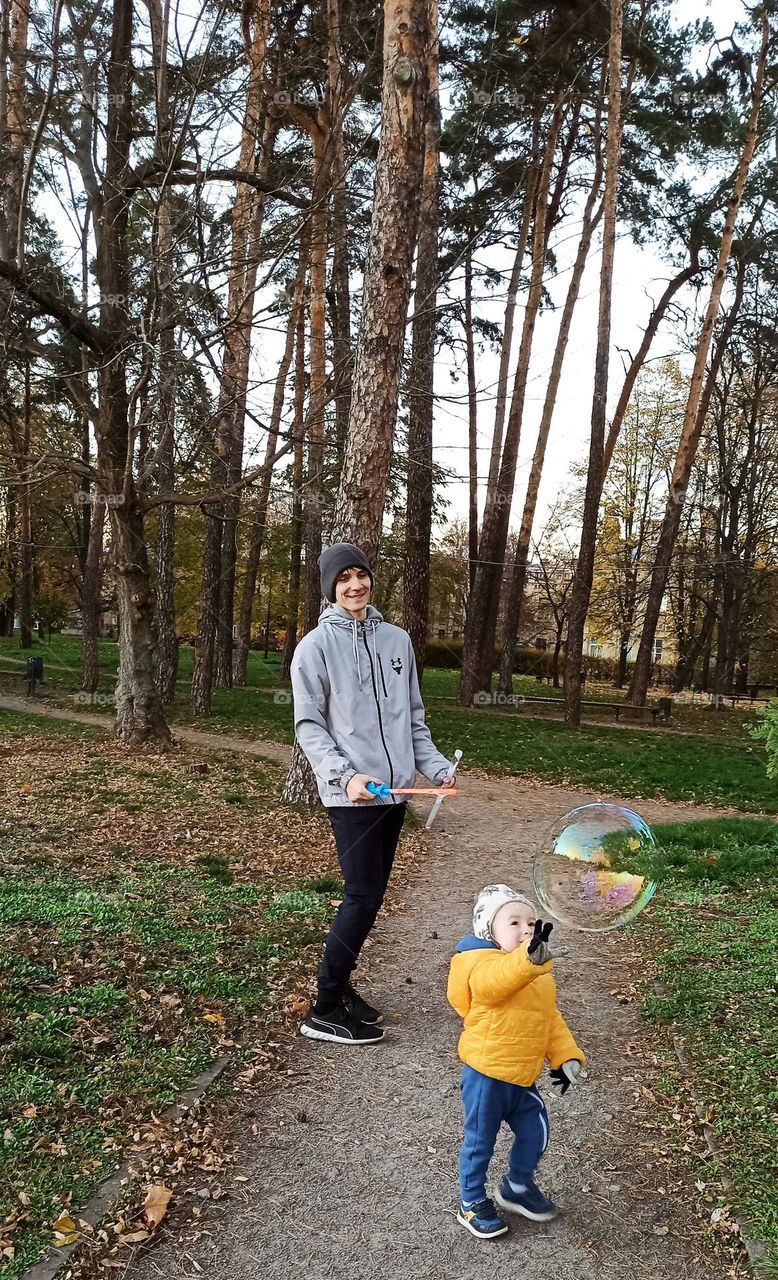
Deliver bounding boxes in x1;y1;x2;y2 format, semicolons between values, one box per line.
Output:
402;0;439;675
329;126;352;469
459;95;563;709
193;0;271;707
331;0;429;559
496;154;604;697
464;245;478;599
98;0;171;745
234;235;307;684
482;170;537;520
564;1;623;726
627;17;767;707
145;0;178;705
281;298;307;681
0;0;29;264
215;113;277;687
284;0;431;805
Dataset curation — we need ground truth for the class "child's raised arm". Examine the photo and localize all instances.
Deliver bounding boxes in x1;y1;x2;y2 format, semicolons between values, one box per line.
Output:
468;945;552;1006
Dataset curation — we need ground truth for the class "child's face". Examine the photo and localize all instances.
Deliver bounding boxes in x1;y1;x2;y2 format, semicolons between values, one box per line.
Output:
491;900;537;952
335;567;372;616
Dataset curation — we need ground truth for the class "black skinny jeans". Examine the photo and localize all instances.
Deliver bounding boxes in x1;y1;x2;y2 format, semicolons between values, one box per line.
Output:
316;802;407;1008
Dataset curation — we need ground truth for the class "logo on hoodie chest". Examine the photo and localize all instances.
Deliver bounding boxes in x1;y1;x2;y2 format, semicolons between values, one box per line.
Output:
391;657;403;675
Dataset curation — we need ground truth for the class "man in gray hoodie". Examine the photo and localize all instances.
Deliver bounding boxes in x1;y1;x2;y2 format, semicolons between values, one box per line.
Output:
290;541;455;1045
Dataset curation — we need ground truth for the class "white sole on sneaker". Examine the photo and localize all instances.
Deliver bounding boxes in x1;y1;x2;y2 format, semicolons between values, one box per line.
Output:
456;1211;509;1239
299;1021;384;1045
494;1188;558;1221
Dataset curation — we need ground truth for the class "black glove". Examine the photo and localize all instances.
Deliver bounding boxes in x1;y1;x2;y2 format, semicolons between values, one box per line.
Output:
550;1060;582;1094
527;919;554;966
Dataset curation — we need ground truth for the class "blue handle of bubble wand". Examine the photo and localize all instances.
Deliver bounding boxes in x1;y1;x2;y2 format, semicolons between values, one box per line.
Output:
365;781;392;798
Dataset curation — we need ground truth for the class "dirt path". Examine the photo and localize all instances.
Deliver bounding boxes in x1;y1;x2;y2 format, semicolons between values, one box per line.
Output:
0;693;291;769
116;773;725;1280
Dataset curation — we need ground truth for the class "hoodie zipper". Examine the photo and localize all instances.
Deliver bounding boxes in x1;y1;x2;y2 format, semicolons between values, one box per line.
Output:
361;626;394;787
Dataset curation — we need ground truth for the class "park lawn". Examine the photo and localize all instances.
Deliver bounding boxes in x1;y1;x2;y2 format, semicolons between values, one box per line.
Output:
0;636;773;811
640;818;778;1269
0;714;342;1276
424;706;776;813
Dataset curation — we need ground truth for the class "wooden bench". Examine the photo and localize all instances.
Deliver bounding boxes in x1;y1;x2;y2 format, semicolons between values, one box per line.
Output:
514;695;665;725
713;693;770;708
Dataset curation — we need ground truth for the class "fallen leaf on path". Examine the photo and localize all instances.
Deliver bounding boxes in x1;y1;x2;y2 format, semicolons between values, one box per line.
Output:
143;1183;172;1229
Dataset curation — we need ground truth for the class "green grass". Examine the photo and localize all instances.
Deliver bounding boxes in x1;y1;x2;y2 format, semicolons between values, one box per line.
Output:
0;857;340;1275
1;636;774;811
0;719;344;1275
425;706;776;812
641;818;778;1264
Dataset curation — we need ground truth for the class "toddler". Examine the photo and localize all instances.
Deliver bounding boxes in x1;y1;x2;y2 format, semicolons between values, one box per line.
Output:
447;884;584;1239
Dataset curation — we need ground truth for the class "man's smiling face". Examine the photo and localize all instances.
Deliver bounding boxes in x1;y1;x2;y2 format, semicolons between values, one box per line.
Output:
335;566;372;618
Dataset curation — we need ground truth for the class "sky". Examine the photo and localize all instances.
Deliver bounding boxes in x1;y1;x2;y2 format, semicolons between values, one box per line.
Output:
35;0;749;546
426;0;749;541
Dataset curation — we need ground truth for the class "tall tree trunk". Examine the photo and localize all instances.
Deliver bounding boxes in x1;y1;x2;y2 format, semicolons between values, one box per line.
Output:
234;235;307;684
215;113;277;687
459;96;563;709
98;0;171;744
464;245;478;598
302;124;332;635
564;2;623;726
81;496;106;692
496;159;604;697
193;0;271;710
145;0;178;705
0;0;28;264
673;591;717;692
281;297;307;681
329;126;352;469
7;360;34;647
482;171;537;518
403;0;439;675
284;0;430;804
627;13;767;708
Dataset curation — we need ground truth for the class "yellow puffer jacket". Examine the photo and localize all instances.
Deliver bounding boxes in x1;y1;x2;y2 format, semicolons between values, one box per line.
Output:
447;935;583;1087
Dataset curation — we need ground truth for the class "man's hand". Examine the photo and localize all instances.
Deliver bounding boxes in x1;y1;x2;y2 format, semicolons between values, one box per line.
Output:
346;773;385;803
526;919;555;966
550;1060;582;1094
439;775;456;788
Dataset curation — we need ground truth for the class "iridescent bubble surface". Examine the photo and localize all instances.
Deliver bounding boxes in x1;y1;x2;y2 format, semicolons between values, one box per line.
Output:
533;802;658;932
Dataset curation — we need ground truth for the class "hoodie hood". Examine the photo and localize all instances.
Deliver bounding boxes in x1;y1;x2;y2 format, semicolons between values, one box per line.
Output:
319;603;384;691
455;933;498;953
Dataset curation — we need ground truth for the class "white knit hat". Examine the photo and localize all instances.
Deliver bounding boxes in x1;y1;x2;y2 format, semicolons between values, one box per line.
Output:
473;884;536;942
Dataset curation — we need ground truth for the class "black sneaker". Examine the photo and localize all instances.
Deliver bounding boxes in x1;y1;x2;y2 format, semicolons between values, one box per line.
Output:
344;983;383;1025
300;1001;385;1045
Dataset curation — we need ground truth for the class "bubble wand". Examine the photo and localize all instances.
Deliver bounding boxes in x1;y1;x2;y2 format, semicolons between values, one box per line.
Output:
425;748;463;829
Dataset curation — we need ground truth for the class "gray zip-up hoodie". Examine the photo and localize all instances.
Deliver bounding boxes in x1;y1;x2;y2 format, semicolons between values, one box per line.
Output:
290;603;451;806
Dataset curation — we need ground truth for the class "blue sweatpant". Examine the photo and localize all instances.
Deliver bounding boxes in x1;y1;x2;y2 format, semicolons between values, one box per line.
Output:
458;1065;549;1206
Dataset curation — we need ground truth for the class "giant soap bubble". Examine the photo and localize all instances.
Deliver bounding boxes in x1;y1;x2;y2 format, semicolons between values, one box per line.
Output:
533;803;658;932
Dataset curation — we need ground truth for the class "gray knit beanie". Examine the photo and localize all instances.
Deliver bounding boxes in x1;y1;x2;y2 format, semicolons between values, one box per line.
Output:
319;542;373;604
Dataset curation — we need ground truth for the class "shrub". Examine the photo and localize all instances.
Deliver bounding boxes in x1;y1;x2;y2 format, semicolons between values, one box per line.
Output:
750;699;778;778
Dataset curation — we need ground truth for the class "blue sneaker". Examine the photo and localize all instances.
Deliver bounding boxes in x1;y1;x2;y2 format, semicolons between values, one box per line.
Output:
495;1176;559;1221
457;1197;509;1239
